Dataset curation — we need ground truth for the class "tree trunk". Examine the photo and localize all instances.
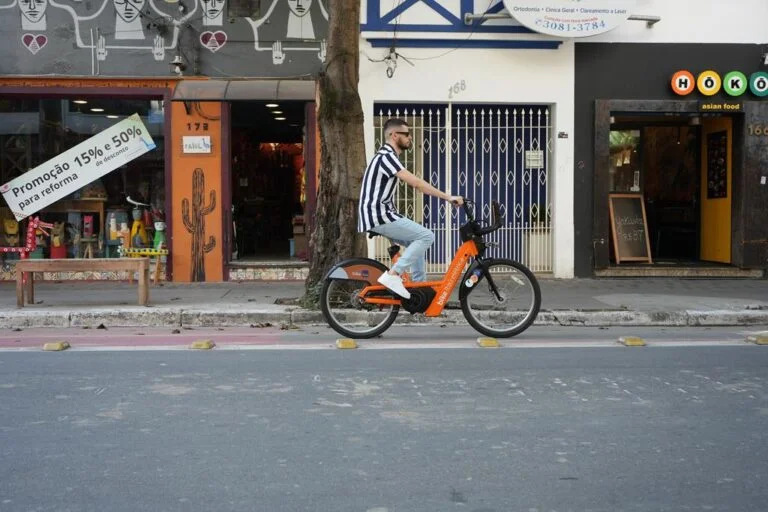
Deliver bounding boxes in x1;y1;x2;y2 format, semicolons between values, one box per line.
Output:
305;0;367;300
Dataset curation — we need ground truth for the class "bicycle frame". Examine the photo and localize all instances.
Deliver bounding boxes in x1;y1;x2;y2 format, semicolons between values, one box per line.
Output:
356;238;480;318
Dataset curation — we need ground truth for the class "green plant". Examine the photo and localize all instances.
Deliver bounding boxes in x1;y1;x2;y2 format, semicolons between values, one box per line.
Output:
609;130;637;149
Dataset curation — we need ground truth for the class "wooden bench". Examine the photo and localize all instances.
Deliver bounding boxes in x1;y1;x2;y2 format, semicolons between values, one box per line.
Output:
15;258;150;308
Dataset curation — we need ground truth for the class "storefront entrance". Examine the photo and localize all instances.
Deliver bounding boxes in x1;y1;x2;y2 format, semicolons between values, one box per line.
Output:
229;100;307;262
608;112;734;265
592;97;756;274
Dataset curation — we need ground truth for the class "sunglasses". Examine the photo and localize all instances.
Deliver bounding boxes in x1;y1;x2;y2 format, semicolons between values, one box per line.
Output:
394;131;412;137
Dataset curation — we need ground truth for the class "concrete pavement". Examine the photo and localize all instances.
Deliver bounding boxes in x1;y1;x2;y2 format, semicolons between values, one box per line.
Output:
1;277;767;329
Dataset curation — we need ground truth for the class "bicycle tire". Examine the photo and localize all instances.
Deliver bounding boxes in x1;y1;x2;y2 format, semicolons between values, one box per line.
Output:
320;258;400;339
460;258;541;338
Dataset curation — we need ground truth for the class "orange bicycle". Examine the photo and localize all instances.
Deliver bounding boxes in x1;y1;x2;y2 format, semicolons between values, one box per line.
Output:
321;199;541;339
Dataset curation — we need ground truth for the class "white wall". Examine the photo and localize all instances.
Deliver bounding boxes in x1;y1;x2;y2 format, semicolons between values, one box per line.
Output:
588;0;768;44
362;0;768;45
359;0;578;277
356;0;767;278
359;41;576;277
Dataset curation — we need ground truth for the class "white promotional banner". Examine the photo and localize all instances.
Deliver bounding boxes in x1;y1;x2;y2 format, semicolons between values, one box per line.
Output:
503;0;635;38
0;114;156;221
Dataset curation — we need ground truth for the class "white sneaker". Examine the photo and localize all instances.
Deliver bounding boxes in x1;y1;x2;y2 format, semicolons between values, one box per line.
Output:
377;272;411;299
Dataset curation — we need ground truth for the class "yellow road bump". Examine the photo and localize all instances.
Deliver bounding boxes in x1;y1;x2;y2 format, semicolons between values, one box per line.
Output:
747;334;768;345
43;341;70;352
619;336;646;347
190;339;216;350
335;339;358;349
476;337;500;348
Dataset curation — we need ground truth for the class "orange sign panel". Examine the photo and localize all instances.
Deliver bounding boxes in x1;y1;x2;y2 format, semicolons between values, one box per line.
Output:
671;70;695;96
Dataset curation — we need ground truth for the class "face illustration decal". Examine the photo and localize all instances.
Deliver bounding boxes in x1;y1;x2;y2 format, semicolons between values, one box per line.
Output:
19;0;48;24
201;0;225;20
113;0;145;23
287;0;312;17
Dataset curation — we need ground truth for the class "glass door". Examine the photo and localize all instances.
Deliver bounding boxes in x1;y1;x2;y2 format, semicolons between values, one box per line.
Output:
609;129;641;193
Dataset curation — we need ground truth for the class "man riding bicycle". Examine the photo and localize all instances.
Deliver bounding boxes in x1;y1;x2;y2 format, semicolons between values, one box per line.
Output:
358;118;463;299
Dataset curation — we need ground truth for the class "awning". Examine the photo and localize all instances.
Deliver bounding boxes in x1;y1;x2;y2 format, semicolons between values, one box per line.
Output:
172;79;316;101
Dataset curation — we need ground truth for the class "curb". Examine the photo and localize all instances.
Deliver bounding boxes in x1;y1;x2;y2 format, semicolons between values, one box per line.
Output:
0;310;71;328
1;307;767;329
71;308;182;328
181;308;293;327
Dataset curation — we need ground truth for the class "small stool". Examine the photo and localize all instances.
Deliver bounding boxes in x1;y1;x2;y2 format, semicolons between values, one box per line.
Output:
80;237;98;259
122;247;169;284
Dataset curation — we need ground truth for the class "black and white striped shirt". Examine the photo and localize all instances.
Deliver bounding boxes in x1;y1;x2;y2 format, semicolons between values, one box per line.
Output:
357;143;405;232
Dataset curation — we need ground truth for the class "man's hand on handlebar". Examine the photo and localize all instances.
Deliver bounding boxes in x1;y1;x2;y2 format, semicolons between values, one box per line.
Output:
449;196;464;206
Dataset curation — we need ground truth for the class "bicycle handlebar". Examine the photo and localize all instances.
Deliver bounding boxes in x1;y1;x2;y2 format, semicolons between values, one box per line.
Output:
460;198;502;236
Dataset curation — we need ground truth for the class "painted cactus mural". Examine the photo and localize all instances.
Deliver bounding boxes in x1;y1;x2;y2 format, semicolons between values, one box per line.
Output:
182;168;216;282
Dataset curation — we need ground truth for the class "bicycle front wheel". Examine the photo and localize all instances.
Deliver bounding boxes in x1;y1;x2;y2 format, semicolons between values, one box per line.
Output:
320;258;399;339
460;258;541;338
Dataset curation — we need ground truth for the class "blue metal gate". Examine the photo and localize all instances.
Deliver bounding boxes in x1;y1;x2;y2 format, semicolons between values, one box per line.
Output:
372;103;553;273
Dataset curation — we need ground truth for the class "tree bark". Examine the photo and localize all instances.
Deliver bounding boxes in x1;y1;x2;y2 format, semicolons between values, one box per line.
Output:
305;0;367;299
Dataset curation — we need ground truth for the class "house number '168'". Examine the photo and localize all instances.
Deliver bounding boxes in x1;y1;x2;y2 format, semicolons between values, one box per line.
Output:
747;124;768;136
448;80;467;99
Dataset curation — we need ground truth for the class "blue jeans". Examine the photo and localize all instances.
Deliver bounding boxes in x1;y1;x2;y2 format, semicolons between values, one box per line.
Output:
370;217;435;282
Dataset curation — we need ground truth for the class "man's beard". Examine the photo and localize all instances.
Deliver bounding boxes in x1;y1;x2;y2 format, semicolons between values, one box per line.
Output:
397;140;411;152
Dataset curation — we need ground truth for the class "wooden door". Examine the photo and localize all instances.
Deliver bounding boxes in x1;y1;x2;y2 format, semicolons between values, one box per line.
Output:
700;117;732;263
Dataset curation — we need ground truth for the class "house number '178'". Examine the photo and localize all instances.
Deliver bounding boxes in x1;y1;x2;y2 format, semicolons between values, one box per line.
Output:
187;123;209;131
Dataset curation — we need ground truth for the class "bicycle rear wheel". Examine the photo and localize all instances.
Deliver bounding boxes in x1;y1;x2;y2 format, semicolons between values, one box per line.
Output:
460;258;541;338
320;258;399;339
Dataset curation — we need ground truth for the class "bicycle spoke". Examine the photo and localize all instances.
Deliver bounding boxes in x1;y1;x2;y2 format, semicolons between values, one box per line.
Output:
461;259;541;338
320;259;400;338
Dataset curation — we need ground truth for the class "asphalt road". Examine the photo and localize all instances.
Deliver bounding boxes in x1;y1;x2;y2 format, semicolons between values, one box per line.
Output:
1;342;767;511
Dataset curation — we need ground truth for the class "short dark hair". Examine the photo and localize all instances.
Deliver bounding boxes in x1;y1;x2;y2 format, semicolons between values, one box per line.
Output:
383;118;408;138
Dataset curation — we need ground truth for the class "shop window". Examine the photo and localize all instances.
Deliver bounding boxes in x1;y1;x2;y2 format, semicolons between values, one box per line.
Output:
0;96;166;261
609;129;641;193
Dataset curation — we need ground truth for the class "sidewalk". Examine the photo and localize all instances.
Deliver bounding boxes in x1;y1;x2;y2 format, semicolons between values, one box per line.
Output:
1;277;767;329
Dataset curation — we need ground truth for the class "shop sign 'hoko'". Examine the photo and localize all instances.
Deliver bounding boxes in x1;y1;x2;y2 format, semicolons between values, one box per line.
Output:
671;70;768;98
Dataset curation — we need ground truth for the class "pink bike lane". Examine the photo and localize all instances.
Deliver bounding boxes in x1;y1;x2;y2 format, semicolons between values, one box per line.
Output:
0;326;332;350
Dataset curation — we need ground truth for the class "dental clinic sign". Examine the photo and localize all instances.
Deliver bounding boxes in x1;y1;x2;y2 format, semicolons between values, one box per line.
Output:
503;0;635;38
0;114;156;221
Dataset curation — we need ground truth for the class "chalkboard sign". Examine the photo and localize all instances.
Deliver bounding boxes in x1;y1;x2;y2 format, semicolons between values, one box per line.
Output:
608;193;652;263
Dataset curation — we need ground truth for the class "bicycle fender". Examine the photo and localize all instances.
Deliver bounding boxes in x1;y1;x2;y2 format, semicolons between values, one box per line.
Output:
458;261;488;301
323;258;388;285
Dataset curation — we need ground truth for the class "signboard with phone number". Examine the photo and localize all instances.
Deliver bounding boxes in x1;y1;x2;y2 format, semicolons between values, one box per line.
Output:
502;0;636;38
